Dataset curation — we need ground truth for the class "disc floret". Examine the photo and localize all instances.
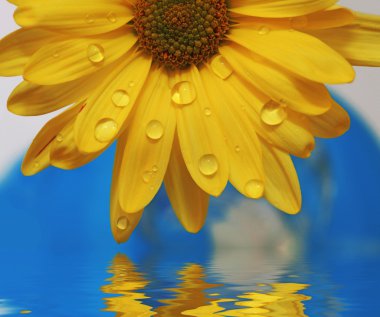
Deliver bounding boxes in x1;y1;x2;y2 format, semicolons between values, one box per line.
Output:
134;0;229;68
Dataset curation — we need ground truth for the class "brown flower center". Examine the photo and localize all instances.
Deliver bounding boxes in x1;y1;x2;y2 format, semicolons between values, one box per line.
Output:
134;0;229;68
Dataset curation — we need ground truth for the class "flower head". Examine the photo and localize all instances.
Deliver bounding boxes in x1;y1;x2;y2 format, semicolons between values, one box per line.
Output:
1;0;379;242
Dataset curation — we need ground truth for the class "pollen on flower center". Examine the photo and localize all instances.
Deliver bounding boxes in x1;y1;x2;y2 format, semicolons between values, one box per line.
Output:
134;0;230;68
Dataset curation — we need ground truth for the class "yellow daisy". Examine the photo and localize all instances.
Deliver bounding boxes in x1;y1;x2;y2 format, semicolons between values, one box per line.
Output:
1;0;379;243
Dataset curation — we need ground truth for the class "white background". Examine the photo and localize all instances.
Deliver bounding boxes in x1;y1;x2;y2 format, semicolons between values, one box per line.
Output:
0;0;379;178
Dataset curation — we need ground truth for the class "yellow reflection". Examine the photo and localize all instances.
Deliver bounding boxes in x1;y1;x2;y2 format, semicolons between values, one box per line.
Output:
156;264;223;317
102;255;311;317
101;254;155;316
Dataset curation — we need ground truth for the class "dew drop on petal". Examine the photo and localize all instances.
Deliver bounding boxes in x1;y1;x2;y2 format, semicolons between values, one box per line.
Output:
142;171;153;183
258;26;270;35
33;161;40;169
85;14;95;24
107;12;117;23
95;119;118;142
87;44;105;63
210;55;233;79
128;81;136;88
260;101;287;126
112;90;130;108
204;108;212;116
56;134;64;142
245;179;264;199
146;120;164;140
199;154;218;176
152;165;159;173
235;146;241;153
116;216;129;230
171;81;196;105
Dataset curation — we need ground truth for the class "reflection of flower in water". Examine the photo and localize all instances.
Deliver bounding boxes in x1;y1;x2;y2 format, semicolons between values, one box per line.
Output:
156;264;220;316
101;254;155;316
102;254;310;316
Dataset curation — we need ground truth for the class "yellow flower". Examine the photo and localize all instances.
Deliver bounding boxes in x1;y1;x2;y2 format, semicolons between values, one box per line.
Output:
0;0;379;243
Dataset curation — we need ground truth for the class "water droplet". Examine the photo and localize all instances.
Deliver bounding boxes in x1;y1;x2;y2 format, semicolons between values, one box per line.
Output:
171;81;196;105
258;26;270;35
116;216;129;230
107;12;117;23
112;90;130;108
142;171;153;183
260;101;287;126
33;161;40;169
146;120;164;140
87;44;105;64
152;165;158;173
290;16;308;28
235;146;241;153
204;108;212;116
245;179;264;198
95;119;118;142
128;81;136;88
56;134;64;142
198;154;218;176
149;185;154;191
85;14;95;24
210;55;233;79
53;51;60;59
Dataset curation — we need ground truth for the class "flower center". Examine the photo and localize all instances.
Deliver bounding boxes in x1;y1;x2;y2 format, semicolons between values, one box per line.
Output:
134;0;229;68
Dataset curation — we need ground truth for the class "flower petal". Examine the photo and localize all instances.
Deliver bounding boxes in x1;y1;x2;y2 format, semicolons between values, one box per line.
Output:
165;135;209;233
24;28;137;85
50;119;101;170
220;44;332;115
0;28;62;76
8;73;102;115
308;12;380;66
22;103;81;176
14;0;133;36
199;65;265;198
230;0;338;18
261;140;301;214
118;67;176;213
111;134;143;243
75;50;152;153
173;65;229;196
305;101;350;138
216;73;315;158
228;26;355;84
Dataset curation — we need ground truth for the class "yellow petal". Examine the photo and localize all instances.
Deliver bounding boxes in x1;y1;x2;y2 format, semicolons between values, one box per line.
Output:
50;119;101;170
261;140;301;214
24;28;137;85
220;45;332;115
233;7;354;31
8;72;103;115
199;65;265;199
0;28;62;76
75;50;152;153
308;12;380;66
218;73;315;158
172;65;229;196
14;0;133;36
111;134;143;243
165;135;209;233
228;26;355;84
230;0;337;18
305;101;350;138
118;67;176;213
22;104;81;176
